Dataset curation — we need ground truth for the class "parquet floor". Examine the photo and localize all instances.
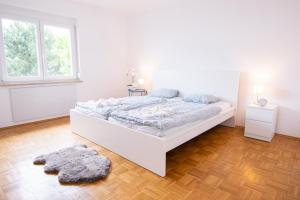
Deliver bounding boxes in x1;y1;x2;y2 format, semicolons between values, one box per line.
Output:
0;117;299;200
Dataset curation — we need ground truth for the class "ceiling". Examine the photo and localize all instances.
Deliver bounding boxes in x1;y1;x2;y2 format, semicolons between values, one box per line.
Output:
70;0;176;14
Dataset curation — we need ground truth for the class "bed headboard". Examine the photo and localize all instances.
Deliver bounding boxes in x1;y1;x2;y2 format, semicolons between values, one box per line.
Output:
153;68;240;108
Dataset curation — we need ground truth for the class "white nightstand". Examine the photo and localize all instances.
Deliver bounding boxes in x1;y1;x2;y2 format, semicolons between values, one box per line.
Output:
245;104;278;142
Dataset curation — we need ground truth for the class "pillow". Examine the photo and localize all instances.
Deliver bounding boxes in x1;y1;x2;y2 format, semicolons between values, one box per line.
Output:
183;94;219;104
149;88;179;98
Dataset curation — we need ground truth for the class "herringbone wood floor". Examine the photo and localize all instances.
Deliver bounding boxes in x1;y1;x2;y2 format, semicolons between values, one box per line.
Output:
0;117;299;200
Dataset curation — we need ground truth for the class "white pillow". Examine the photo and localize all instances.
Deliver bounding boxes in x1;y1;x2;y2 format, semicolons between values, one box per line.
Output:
150;88;179;98
183;94;219;104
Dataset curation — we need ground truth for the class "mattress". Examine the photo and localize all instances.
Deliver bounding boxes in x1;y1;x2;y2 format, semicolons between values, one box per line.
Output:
108;100;232;137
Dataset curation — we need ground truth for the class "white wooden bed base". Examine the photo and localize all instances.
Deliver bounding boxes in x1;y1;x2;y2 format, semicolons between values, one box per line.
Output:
70;69;240;176
70;108;235;176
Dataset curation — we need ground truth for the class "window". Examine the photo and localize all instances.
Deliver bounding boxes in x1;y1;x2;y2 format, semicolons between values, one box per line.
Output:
44;25;73;77
0;8;78;83
2;19;40;78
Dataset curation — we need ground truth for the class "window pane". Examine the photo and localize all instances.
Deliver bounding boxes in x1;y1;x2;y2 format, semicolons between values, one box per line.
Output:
2;19;39;77
44;25;73;76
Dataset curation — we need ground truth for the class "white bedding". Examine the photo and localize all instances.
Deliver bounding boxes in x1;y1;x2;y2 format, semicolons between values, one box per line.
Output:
75;96;166;119
109;99;232;137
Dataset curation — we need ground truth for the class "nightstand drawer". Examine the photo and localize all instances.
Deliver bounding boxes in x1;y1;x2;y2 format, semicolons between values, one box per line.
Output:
246;108;274;123
245;119;273;138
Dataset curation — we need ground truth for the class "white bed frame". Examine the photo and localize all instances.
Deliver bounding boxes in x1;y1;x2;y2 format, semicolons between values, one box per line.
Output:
70;69;240;176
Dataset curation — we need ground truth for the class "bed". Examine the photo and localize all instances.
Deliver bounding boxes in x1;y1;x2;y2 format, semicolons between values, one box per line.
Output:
70;69;240;176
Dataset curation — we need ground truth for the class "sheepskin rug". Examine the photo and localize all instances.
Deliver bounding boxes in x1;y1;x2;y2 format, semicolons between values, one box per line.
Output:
33;144;111;184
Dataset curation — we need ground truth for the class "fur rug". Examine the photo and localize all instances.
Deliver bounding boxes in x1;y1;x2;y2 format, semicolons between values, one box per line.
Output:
33;144;111;184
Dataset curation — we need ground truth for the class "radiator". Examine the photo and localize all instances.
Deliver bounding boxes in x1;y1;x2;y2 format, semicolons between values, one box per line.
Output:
9;84;76;122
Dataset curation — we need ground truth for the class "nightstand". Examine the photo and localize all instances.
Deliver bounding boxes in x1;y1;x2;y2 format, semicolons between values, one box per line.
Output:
245;104;278;142
128;88;147;96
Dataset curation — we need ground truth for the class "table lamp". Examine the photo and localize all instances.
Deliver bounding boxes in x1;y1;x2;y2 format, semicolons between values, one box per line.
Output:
254;85;268;107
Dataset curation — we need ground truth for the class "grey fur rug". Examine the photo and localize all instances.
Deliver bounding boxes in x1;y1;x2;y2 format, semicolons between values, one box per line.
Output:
33;144;111;184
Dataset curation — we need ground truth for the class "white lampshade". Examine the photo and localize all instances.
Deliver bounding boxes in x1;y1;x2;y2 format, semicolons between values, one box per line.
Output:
254;85;265;95
138;78;145;85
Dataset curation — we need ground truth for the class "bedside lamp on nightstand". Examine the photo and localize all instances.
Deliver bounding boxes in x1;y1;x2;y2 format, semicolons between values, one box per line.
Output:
127;77;147;96
254;85;268;107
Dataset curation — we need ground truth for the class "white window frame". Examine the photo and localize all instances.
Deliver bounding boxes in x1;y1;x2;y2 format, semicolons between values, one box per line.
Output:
40;21;78;80
0;5;79;83
0;14;43;82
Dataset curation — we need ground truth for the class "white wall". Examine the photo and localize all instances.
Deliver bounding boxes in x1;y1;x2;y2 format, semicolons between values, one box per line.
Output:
126;0;300;137
0;0;128;127
1;0;299;138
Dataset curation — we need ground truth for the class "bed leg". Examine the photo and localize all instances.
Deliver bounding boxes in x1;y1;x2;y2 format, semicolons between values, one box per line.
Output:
221;116;236;127
147;151;166;177
154;152;166;177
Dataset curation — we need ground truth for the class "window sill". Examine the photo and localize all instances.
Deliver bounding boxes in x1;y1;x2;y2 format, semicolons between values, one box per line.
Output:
0;79;83;87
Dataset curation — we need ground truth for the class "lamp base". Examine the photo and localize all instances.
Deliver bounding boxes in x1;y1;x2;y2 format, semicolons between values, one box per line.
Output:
257;98;268;107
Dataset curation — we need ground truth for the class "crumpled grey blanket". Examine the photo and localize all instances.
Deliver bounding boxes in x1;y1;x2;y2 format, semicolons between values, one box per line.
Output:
111;99;222;132
75;96;166;119
33;144;111;184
